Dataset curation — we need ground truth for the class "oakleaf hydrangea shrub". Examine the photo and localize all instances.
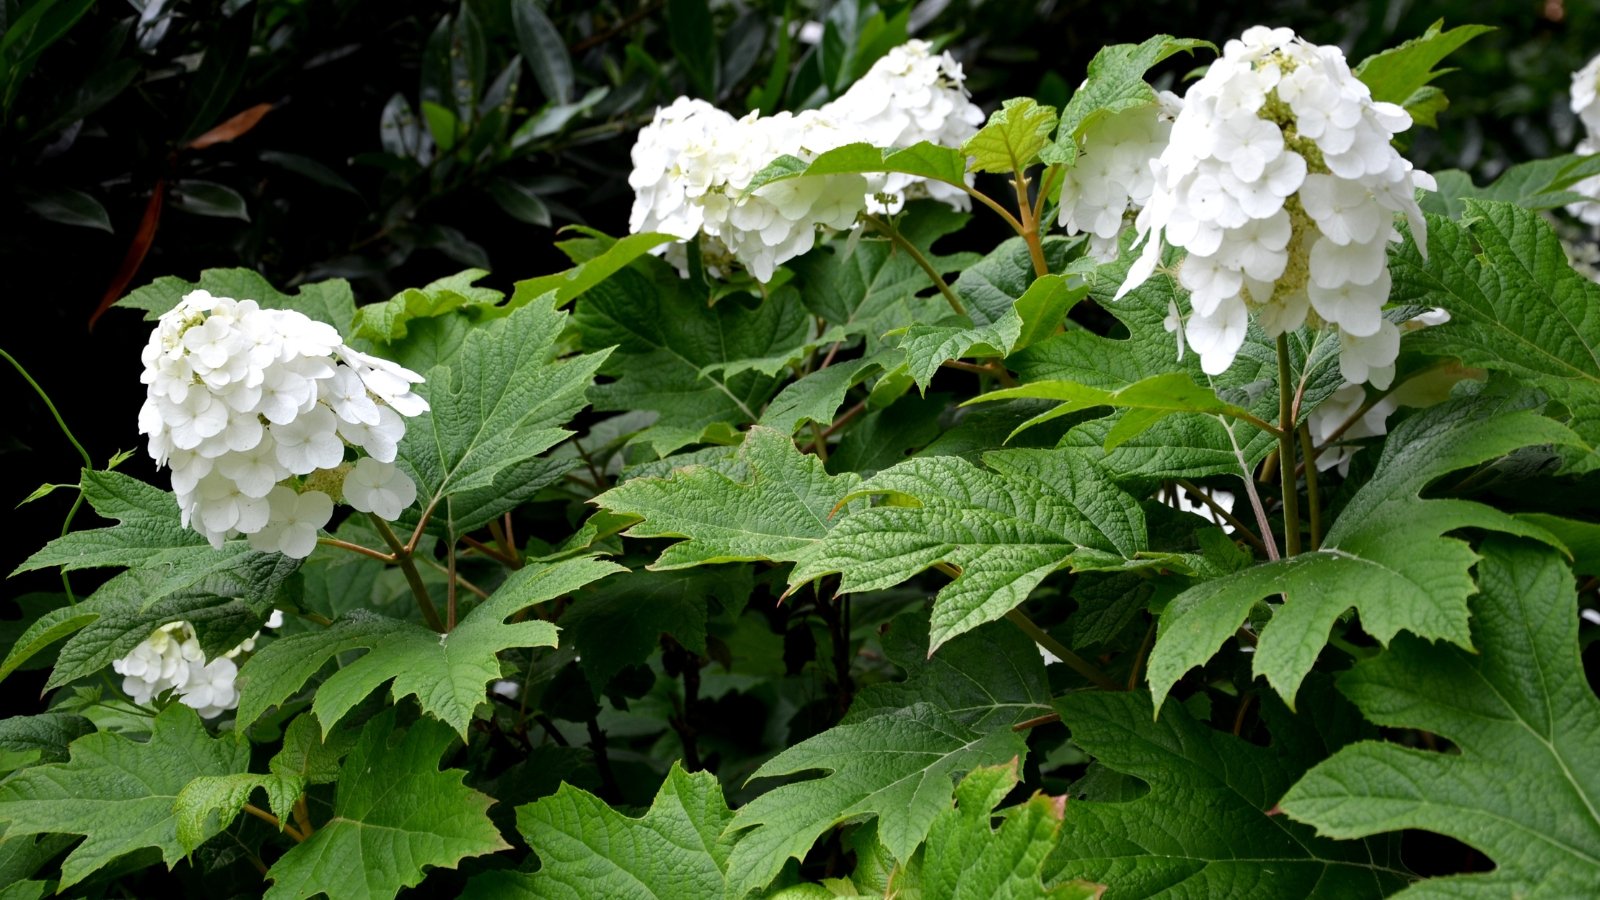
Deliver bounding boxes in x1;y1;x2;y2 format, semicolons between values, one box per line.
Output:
4;20;1599;900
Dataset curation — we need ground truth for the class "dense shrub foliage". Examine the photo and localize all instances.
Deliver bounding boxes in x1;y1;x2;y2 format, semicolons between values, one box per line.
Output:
3;4;1600;899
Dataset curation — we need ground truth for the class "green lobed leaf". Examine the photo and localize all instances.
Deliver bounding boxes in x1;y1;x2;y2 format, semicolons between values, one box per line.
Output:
742;141;969;197
264;710;509;900
1147;392;1579;709
758;353;887;436
1393;199;1600;471
596;426;862;569
724;611;1050;897
573;264;808;455
789;447;1146;652
981;371;1262;447
351;268;502;345
962;98;1058;175
394;294;610;535
117;268;355;334
0;713;93;764
0;705;251;888
1281;538;1600;897
510;231;678;308
1046;691;1410;896
235;556;624;739
1353;20;1493;128
464;762;735;899
901;271;1088;390
1419;154;1600;219
898;760;1100;899
1050;36;1212;161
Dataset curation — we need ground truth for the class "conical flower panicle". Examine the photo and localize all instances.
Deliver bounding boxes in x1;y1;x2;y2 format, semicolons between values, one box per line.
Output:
139;290;428;558
1118;26;1434;388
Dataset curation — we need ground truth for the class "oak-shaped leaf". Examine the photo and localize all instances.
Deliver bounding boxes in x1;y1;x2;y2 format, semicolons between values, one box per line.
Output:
462;762;734;899
0;705;250;889
723;612;1051;897
1280;538;1600;897
263;710;509;900
595;426;861;569
1047;691;1410;896
235;555;623;739
1146;392;1576;708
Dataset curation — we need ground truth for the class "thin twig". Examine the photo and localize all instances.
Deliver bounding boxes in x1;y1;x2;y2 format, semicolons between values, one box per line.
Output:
1232;693;1255;737
421;556;490;600
316;537;393;563
1012;711;1062;732
372;514;445;633
1174;479;1268;556
1011;174;1050;279
445;539;459;631
1127;619;1158;691
242;803;307;842
942;358;1018;387
1221;420;1280;561
1003;608;1121;691
958;182;1029;237
864;214;966;317
462;534;518;566
4;347;94;604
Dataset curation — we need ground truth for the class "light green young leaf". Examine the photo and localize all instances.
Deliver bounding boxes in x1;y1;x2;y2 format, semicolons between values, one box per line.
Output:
899;760;1099;900
963;98;1058;175
175;773;302;853
1051;36;1212;158
351;268;502;344
1046;691;1410;895
573;264;808;455
1419;154;1600;219
596;426;861;569
0;705;250;888
1281;538;1600;898
1394;199;1600;471
980;371;1263;446
510;230;678;308
901;272;1088;390
235;556;623;739
264;710;509;900
724;612;1050;897
395;294;610;532
117;268;356;334
1146;393;1578;709
464;762;735;899
742;141;969;196
789;447;1145;652
1353;21;1492;127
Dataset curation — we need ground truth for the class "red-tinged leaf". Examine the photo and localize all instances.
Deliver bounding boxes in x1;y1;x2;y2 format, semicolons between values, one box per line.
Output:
89;179;164;331
186;102;273;150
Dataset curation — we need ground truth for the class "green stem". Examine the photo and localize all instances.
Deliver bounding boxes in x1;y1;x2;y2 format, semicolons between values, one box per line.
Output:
371;515;445;633
1003;608;1121;692
864;214;966;317
1275;334;1302;557
1297;423;1323;551
3;347;94;604
957;182;1029;238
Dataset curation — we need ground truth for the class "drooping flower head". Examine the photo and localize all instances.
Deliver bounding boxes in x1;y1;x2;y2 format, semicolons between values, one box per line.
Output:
139;290;429;557
1117;26;1434;388
111;612;283;718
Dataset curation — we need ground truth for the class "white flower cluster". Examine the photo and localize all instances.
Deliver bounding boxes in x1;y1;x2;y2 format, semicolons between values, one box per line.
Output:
825;39;987;214
140;290;427;558
1119;26;1434;388
1057;92;1182;261
1566;53;1600;225
112;610;283;718
629;40;984;281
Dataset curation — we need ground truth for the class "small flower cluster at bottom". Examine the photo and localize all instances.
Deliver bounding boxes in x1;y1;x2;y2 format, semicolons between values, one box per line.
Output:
112;610;283;718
